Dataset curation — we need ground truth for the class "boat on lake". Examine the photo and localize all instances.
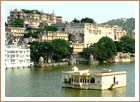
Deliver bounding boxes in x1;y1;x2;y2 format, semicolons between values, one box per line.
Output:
62;66;126;90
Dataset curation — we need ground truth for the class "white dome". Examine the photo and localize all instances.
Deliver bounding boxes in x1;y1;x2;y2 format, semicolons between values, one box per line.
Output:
39;56;44;62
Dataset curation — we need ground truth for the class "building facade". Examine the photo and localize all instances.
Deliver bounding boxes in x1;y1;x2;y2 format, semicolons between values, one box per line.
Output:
59;23;126;54
70;42;85;54
6;27;26;45
5;45;33;68
7;9;62;28
65;23;126;47
6;27;26;37
39;31;68;41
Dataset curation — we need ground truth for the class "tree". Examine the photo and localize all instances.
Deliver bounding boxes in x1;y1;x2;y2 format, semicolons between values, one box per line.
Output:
120;35;135;53
24;26;57;38
24;31;38;38
29;39;72;63
81;17;95;23
44;26;57;31
29;42;41;62
72;18;80;23
22;9;41;14
80;37;117;62
114;41;122;52
51;39;72;62
96;37;117;62
29;41;56;63
9;18;24;27
79;43;96;59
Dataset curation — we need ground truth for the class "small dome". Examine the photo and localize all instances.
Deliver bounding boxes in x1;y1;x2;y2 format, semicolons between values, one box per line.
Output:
39;56;44;62
72;66;79;72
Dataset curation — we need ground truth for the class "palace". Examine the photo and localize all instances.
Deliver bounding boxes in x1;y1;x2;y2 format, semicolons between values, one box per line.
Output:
7;9;62;28
39;31;68;42
54;23;126;54
65;23;126;47
6;27;26;45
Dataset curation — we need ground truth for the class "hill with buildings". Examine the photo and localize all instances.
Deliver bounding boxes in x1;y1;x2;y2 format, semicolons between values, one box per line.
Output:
5;9;135;68
102;18;135;35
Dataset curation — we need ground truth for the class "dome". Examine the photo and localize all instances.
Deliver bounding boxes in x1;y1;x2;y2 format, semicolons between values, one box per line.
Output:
39;56;44;62
72;66;79;72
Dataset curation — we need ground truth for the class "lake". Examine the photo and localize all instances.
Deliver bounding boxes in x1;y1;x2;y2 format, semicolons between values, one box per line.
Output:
5;62;135;97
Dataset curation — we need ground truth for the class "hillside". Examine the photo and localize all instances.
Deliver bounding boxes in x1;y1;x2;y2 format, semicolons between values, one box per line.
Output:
102;18;135;35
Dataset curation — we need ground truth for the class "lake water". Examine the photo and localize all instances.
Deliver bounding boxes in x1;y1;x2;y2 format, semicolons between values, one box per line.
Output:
5;62;135;97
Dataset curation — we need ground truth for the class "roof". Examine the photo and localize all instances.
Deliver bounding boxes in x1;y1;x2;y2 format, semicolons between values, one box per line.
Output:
62;68;126;76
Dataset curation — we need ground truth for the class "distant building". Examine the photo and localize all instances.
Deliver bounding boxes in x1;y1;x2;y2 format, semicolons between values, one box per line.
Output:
6;27;26;45
5;45;34;68
53;23;126;54
6;27;26;37
7;9;62;28
113;26;127;40
39;31;68;42
70;42;85;54
65;23;126;47
114;52;132;63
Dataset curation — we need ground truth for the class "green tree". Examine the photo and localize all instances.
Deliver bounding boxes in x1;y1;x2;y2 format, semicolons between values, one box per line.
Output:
24;26;57;38
80;37;117;62
24;31;38;38
114;41;122;52
120;35;135;53
9;18;24;27
79;44;96;59
72;18;80;23
29;39;72;63
81;17;95;23
96;37;117;62
29;41;54;63
51;39;72;62
22;9;41;14
29;42;42;62
44;26;57;31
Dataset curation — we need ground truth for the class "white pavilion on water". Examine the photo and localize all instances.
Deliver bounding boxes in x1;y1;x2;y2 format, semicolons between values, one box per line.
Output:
62;66;126;90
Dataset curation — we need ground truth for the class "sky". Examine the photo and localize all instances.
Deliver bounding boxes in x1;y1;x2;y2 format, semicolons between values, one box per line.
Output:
4;1;137;23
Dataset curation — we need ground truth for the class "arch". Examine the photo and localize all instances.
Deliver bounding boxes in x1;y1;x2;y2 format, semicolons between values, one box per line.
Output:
90;77;95;83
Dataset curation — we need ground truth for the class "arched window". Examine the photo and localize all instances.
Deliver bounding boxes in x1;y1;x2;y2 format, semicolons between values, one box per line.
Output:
90;77;95;83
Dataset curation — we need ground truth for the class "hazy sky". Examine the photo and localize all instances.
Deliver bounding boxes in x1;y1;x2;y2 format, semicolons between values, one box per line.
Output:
4;1;136;23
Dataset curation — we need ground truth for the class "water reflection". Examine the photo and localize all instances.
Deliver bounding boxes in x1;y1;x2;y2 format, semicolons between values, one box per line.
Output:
61;87;126;97
101;87;126;97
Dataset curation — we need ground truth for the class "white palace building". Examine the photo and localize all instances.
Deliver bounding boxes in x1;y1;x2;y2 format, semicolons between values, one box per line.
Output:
54;23;126;54
5;45;34;68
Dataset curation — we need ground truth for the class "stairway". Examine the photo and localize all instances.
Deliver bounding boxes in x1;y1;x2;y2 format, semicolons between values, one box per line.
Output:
109;81;118;90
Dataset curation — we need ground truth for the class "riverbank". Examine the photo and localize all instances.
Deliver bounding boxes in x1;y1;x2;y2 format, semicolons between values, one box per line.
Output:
38;62;69;68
